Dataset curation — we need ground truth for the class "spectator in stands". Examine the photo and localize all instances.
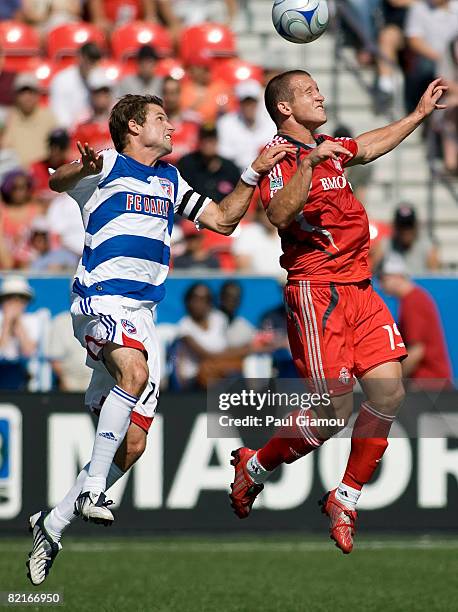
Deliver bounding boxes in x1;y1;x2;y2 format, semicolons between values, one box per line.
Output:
3;73;56;168
217;79;276;171
383;204;440;274
50;42;102;129
218;281;255;348
29;128;70;200
180;58;235;124
174;283;231;389
71;68;113;157
405;0;458;112
175;282;263;389
0;169;41;269
178;125;240;202
379;253;453;388
156;0;237;35
116;45;162;99
0;0;20;21
0;45;16;108
161;77;200;165
374;0;414;113
47;308;91;391
233;202;282;276
0;275;38;390
45;192;85;260
19;0;81;32
28;216;79;272
259;297;297;378
437;36;458;174
173;223;220;271
0;110;20;186
87;0;155;29
333;124;373;202
344;0;382;65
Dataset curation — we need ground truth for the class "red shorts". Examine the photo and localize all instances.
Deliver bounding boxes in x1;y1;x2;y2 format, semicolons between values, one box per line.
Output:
285;280;407;394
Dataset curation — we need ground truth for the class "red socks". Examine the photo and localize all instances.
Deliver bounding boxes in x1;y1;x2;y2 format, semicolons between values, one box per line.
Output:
342;402;395;490
256;402;396;488
257;409;324;471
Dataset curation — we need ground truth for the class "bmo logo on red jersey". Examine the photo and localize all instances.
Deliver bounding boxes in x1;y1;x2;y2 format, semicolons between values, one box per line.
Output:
319;175;348;192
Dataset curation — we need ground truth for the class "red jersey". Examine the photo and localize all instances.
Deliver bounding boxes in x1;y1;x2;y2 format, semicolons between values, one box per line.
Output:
259;134;370;283
399;286;452;382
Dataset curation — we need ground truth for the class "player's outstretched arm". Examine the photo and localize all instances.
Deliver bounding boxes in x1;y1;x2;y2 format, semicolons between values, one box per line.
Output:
350;78;448;166
49;142;103;193
266;140;353;230
197;144;294;235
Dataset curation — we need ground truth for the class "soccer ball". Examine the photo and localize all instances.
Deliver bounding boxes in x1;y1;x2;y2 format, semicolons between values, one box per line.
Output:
272;0;329;44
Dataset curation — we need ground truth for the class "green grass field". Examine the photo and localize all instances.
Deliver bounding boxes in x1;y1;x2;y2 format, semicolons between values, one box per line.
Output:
1;536;457;612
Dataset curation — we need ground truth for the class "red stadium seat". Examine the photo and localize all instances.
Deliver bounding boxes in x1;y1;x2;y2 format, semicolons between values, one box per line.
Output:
47;22;106;66
179;23;236;66
111;21;173;64
0;21;40;71
155;58;185;80
98;58;124;84
213;58;263;86
26;58;57;91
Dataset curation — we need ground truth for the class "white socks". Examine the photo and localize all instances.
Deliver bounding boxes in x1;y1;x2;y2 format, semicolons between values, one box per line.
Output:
335;482;361;511
44;462;125;542
83;385;137;494
246;452;270;484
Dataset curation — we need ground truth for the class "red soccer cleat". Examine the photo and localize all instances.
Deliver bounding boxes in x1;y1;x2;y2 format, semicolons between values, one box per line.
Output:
319;489;357;554
229;448;264;519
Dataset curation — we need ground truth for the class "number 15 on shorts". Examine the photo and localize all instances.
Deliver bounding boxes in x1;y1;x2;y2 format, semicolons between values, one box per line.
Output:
382;323;405;351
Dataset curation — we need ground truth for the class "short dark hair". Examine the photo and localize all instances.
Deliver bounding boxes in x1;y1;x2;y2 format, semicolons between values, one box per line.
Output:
79;42;102;62
137;44;158;61
109;94;164;152
184;283;213;307
264;69;311;124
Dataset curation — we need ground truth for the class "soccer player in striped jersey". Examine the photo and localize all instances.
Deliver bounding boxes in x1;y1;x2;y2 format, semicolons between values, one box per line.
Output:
26;94;292;585
228;71;448;554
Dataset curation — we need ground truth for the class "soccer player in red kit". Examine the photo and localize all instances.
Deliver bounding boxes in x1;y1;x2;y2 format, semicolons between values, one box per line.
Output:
229;70;448;553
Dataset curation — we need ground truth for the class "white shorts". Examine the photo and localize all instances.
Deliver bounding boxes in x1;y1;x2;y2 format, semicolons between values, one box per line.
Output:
71;295;160;432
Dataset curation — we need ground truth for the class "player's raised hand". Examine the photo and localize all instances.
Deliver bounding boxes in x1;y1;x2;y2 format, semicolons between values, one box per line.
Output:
251;144;295;174
305;140;353;168
415;78;448;118
77;142;104;176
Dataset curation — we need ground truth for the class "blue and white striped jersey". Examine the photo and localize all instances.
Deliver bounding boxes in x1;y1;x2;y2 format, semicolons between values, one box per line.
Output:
68;148;212;307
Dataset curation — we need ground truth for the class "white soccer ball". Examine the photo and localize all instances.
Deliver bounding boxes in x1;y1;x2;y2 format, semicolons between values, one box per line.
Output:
272;0;329;44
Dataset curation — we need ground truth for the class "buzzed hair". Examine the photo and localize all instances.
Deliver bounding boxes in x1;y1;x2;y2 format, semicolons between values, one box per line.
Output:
264;69;311;125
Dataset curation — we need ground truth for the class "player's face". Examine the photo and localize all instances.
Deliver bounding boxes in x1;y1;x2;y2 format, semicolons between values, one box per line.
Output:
289;75;326;128
138;104;175;154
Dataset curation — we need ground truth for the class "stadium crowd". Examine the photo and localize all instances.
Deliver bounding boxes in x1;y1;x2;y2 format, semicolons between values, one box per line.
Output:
345;0;458;173
0;1;454;391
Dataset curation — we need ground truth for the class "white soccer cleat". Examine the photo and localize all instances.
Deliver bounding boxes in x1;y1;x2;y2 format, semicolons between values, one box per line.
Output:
27;511;62;586
74;491;114;526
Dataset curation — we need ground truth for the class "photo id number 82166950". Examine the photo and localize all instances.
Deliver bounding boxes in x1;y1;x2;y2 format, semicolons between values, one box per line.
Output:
0;592;63;606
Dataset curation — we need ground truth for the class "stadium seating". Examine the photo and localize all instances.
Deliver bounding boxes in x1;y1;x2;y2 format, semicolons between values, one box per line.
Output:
155;58;185;80
179;23;236;66
111;21;173;64
213;58;263;85
0;21;40;71
47;22;106;67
